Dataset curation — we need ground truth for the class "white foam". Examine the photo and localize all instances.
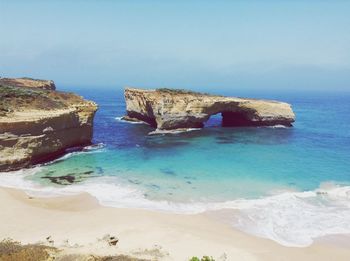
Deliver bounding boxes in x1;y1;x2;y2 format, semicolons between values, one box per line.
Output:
43;143;106;165
60;183;350;247
0;172;206;212
214;186;350;247
262;124;288;129
148;128;201;135
82;142;105;151
115;116;147;124
0;168;349;247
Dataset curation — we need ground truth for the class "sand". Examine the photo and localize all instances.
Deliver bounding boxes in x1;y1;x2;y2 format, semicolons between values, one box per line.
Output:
0;187;349;261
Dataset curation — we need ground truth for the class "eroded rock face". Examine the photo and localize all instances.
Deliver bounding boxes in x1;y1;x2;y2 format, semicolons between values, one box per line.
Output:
0;78;97;172
123;88;295;131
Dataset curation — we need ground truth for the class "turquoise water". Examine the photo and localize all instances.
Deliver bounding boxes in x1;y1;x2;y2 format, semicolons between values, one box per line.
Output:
30;89;350;200
1;88;349;246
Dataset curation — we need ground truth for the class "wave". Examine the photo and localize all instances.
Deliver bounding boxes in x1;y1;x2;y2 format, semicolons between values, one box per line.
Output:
148;128;202;135
82;142;105;151
42;143;106;165
0;169;349;247
216;184;350;247
115;116;147;125
259;124;288;129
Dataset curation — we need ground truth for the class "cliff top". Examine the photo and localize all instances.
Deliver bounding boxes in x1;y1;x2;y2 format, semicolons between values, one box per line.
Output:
0;77;56;90
0;80;97;118
124;87;283;103
125;87;218;96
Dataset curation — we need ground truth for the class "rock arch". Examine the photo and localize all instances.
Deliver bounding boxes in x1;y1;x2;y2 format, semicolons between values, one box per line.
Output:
123;88;295;131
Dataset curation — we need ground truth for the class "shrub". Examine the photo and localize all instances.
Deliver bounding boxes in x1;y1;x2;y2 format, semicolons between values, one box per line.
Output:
0;238;56;261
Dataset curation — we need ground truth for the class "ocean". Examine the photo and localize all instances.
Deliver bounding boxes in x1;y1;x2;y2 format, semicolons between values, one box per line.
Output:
1;87;349;247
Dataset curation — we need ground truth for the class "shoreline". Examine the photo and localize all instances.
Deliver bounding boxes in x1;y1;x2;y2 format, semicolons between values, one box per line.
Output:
2;167;350;247
1;186;350;260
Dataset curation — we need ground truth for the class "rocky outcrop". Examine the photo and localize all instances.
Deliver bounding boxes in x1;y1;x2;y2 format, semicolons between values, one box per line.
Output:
0;77;56;90
123;88;295;131
0;78;97;172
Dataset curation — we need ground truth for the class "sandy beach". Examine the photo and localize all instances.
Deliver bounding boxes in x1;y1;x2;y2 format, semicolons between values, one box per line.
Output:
0;187;349;261
2;1;350;260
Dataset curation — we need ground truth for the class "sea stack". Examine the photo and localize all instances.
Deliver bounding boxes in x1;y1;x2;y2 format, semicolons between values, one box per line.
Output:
123;88;295;131
0;77;98;172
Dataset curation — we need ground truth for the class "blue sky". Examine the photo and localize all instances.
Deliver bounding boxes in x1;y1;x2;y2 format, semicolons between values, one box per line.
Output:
1;0;350;91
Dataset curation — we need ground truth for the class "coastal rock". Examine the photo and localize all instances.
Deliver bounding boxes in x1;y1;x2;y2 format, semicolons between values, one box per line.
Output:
123;88;295;130
0;78;97;172
0;77;56;90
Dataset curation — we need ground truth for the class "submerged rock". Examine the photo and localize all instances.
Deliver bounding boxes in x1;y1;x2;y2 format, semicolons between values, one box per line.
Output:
42;175;76;185
123;87;295;132
0;77;98;172
41;171;97;185
160;168;176;176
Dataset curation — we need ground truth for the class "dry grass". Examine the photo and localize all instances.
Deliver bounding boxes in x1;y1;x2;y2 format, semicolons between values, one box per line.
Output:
0;239;149;261
0;238;57;261
0;84;87;115
156;88;215;96
57;255;149;261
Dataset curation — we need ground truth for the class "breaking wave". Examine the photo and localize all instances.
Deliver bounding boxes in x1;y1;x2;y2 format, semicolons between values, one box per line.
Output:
0;168;349;247
115;116;147;124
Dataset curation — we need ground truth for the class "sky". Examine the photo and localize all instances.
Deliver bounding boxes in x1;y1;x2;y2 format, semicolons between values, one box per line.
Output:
1;0;350;91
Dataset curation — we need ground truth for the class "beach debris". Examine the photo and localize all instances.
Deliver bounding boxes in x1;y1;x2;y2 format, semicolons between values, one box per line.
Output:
102;234;119;246
108;236;119;246
46;236;54;246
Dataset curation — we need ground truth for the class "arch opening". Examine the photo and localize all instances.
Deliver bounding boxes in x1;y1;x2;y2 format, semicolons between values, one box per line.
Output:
204;111;253;128
221;111;254;127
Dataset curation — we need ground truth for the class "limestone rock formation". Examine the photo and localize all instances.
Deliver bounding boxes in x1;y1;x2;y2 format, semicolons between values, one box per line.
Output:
123;88;295;131
0;78;97;172
0;77;56;90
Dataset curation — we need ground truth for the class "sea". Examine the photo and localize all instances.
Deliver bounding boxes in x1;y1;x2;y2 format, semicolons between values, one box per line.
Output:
1;87;349;247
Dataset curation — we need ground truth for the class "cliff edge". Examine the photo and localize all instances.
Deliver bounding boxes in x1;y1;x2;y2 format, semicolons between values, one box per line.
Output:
123;88;295;131
0;78;97;172
0;77;56;90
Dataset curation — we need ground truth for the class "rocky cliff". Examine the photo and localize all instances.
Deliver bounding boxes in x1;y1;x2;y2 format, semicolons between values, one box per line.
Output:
0;77;56;90
123;88;295;131
0;78;97;172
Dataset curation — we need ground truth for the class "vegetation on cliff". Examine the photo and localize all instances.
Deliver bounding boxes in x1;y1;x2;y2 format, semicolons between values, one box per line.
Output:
0;85;62;115
0;238;149;261
0;77;56;90
0;84;89;115
156;88;215;96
